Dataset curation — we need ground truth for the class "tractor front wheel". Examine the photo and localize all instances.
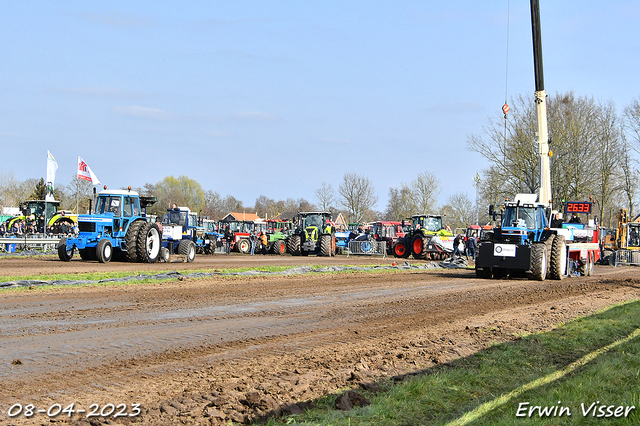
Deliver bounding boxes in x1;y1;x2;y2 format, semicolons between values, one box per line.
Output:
548;235;567;280
288;235;302;256
320;234;332;256
96;239;113;263
178;240;196;262
57;238;74;262
393;239;409;258
530;243;547;281
272;239;286;255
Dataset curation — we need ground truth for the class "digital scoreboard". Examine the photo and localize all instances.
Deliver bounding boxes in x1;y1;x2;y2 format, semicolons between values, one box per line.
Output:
565;201;592;214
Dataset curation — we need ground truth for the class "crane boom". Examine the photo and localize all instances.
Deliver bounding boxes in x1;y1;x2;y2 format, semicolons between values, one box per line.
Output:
530;0;552;207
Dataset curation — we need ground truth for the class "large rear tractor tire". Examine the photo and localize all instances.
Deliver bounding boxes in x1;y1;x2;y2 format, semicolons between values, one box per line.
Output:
237;239;251;254
288;234;302;256
411;234;427;259
96;239;113;264
548;234;567;280
125;220;144;262
137;222;161;263
178;240;196;262
320;234;332;256
272;239;286;255
57;237;74;262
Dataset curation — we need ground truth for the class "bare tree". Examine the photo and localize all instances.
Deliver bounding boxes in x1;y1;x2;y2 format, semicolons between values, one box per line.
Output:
315;182;336;211
468;91;625;216
339;173;378;223
440;192;475;230
67;174;94;213
412;171;440;214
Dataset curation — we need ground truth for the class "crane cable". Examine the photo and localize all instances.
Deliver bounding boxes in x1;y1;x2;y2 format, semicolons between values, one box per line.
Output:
502;0;511;159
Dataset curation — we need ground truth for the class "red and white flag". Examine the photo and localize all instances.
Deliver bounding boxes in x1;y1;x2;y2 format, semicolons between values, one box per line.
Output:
77;156;101;185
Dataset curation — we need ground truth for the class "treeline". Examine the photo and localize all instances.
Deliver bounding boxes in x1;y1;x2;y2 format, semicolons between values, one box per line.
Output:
468;92;640;228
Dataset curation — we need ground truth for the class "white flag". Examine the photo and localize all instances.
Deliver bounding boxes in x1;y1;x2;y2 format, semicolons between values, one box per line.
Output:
77;156;101;185
45;150;58;202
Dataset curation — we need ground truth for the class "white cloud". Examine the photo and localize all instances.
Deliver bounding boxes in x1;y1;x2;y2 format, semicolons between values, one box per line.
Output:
114;105;172;120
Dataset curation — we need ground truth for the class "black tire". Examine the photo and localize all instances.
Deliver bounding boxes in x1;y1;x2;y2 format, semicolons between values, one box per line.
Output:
530;243;547;281
205;235;216;255
411;234;427;259
475;267;492;279
548;234;567;280
237;239;251;254
288;234;302;256
272;239;286;255
57;237;74;262
178;240;196;262
125;220;144;262
160;247;170;263
137;222;161;263
393;239;410;258
96;239;113;264
320;234;332;256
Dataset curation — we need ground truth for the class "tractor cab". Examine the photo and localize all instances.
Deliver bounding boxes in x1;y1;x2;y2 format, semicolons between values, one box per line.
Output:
498;194;548;245
411;215;446;234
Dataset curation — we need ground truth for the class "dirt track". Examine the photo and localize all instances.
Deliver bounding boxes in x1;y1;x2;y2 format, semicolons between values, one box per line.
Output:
1;256;639;425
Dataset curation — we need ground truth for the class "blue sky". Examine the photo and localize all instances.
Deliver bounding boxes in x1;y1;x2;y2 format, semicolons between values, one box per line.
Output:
2;1;639;211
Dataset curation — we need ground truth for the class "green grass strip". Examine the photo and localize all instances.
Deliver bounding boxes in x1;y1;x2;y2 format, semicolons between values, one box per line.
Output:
446;326;640;426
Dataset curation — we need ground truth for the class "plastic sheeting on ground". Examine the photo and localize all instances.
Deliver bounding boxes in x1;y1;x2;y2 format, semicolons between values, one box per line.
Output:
0;259;469;289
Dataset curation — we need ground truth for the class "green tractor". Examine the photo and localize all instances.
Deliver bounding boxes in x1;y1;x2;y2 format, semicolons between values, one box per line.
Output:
265;219;293;255
392;214;454;260
287;212;335;256
4;200;78;234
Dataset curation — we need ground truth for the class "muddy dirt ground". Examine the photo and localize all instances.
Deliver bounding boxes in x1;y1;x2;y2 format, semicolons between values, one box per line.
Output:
1;255;639;425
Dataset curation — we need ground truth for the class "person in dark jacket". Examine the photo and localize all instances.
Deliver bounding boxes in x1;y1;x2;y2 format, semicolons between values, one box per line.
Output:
466;235;477;261
450;234;463;260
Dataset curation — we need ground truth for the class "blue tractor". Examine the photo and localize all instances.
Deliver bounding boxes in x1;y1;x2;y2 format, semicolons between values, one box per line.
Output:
475;194;565;280
159;207;220;262
58;188;160;263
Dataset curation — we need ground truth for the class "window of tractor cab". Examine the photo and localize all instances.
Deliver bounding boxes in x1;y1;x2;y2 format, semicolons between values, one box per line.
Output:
98;196;122;217
123;196;140;217
303;215;323;229
414;217;442;232
504;207;535;229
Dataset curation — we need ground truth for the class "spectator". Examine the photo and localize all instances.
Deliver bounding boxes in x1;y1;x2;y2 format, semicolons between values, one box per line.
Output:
466;235;477;261
249;229;257;255
261;232;268;255
569;213;581;224
450;234;463;260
